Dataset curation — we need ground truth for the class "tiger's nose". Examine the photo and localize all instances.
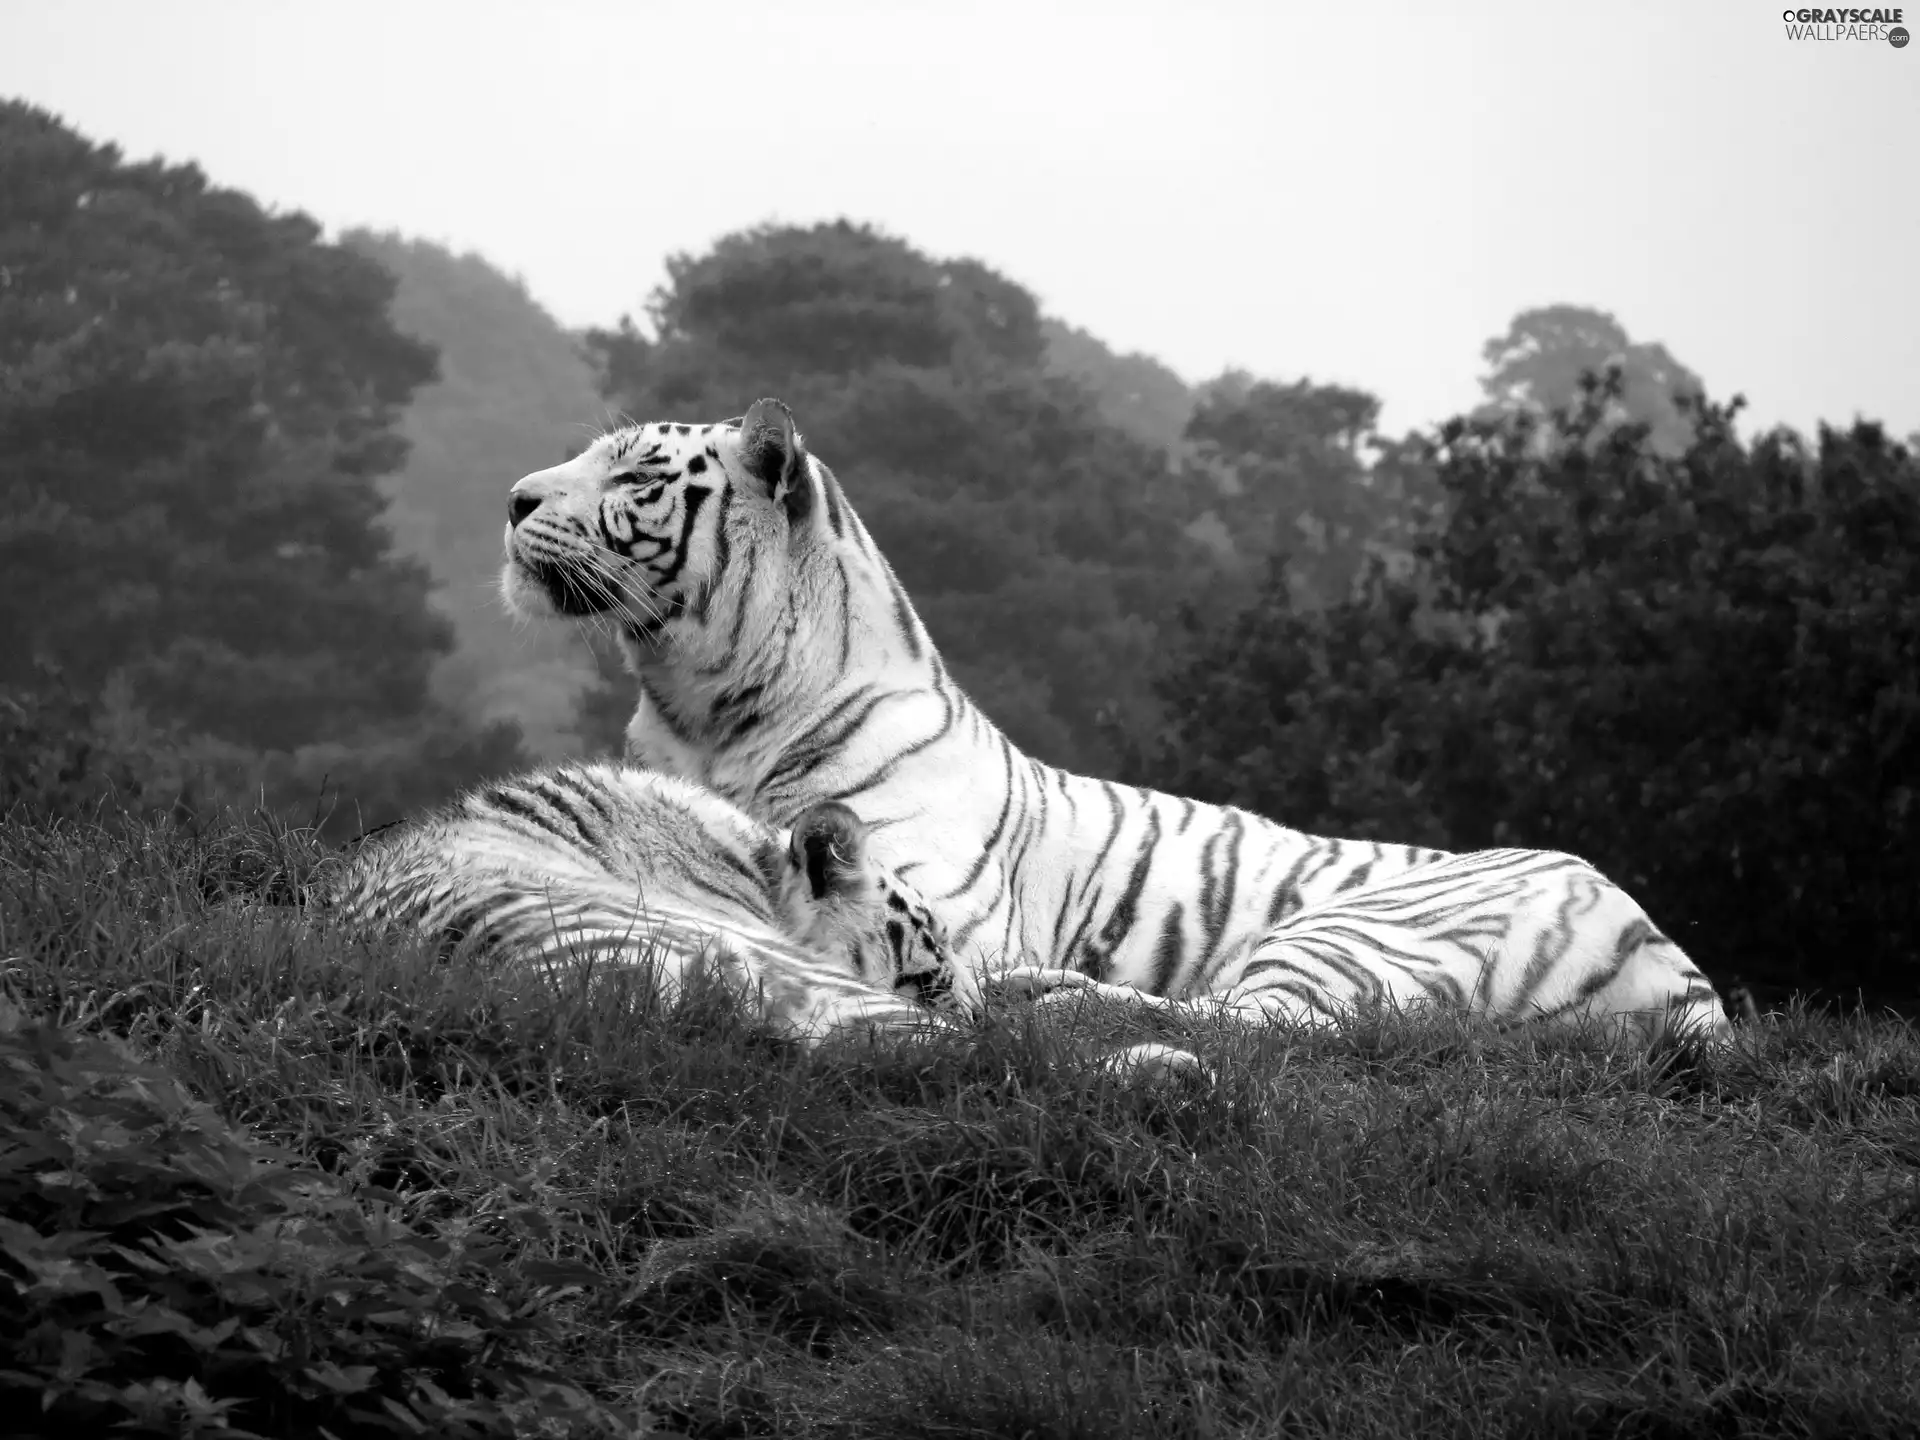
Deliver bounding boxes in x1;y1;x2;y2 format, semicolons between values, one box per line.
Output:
508;492;542;528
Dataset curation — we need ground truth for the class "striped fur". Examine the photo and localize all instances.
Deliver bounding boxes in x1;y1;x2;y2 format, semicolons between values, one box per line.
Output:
499;399;1732;1047
329;762;959;1045
331;762;1203;1077
998;848;1718;1046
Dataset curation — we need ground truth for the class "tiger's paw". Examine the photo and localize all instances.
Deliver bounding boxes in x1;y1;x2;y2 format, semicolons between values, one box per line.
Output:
991;965;1099;1000
1105;1041;1213;1086
1031;978;1176;1014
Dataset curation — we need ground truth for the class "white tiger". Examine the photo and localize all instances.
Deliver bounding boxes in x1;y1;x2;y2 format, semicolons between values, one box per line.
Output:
328;762;956;1045
496;399;1732;1048
328;761;1205;1076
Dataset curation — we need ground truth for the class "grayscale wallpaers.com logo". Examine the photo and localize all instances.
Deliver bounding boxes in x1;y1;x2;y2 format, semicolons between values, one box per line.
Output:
1781;6;1909;42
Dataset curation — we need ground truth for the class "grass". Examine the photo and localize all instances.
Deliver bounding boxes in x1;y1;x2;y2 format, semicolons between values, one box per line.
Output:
2;805;1917;1439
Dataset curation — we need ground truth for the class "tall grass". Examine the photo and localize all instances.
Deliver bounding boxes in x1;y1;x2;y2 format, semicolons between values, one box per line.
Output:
3;806;1916;1438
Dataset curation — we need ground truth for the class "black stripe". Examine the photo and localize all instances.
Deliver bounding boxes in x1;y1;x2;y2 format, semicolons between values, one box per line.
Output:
1265;848;1317;925
1150;902;1186;996
996;755;1049;960
817;459;849;539
1191;809;1241;992
1338;850;1379;892
483;786;559;835
553;769;620;832
1282;937;1391;1003
1503;883;1598;1015
653;484;709;588
764;686;896;794
1045;768;1086;958
1059;782;1131;973
711;682;765;728
880;555;924;662
826;685;959;802
677;862;770;920
525;775;604;850
696;504;755;678
638;673;697;745
1235;966;1345;1018
1090;802;1162;973
947;731;1020;952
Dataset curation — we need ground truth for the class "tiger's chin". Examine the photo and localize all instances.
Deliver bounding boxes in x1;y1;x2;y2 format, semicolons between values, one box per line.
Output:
499;556;614;620
498;557;685;663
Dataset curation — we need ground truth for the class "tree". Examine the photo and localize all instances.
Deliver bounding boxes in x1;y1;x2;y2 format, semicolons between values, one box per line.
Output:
1040;318;1195;454
583;221;1217;773
1127;371;1920;1012
1476;304;1706;456
0;102;525;825
1180;375;1433;608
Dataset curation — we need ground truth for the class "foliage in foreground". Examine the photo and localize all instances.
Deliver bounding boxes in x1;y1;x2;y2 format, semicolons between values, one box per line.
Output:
3;807;1918;1438
0;1002;616;1439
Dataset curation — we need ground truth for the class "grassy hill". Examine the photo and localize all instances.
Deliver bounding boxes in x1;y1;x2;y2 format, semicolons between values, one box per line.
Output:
5;805;1916;1438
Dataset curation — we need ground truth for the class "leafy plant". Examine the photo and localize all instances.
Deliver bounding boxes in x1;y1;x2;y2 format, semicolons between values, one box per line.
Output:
0;997;621;1438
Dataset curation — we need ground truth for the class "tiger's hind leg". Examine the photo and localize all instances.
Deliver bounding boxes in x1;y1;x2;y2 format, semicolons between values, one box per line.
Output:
1214;850;1735;1047
1495;923;1733;1047
989;852;1736;1051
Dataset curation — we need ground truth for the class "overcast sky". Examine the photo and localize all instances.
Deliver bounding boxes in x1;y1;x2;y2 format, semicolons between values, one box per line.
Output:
4;0;1915;440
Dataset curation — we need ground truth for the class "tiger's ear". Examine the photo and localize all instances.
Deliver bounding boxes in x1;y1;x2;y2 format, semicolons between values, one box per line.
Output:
738;397;813;525
789;800;870;902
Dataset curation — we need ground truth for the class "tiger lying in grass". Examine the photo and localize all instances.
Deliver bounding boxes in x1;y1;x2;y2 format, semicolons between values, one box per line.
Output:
495;398;1732;1050
329;761;1205;1075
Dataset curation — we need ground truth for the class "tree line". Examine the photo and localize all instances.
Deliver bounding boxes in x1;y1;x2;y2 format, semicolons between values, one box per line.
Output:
0;99;526;827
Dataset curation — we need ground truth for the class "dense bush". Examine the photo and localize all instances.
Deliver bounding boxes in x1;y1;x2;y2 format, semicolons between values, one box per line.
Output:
0;660;529;840
0;664;183;820
0;999;621;1438
1126;373;1920;1011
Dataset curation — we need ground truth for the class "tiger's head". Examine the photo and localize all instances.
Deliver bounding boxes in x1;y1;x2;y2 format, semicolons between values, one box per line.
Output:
502;396;852;664
783;799;957;1010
